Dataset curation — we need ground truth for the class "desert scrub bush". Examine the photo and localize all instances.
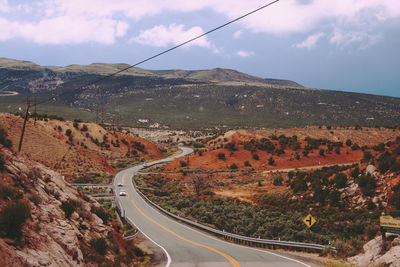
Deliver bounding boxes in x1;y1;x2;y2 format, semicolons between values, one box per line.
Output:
0;126;12;148
91;205;110;224
0;199;31;238
0;182;17;200
252;153;259;160
273;176;283;186
230;163;238;170
60;199;83;219
334;237;364;258
93;237;108;255
0;153;5;172
180;160;187;167
65;129;72;136
217;153;225;160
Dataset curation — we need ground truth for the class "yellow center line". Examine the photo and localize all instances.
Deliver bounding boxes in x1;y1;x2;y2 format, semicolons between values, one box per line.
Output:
129;197;240;267
122;174;125;185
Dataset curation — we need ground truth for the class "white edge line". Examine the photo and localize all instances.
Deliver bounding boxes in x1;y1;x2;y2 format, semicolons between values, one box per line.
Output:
126;214;172;267
125;153;311;267
115;172;173;266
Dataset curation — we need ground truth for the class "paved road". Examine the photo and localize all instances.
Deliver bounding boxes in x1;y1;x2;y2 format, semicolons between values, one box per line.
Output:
114;147;316;267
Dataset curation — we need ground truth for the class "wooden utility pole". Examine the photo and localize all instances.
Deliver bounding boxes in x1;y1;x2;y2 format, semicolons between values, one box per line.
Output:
18;98;30;152
34;95;37;125
95;105;99;124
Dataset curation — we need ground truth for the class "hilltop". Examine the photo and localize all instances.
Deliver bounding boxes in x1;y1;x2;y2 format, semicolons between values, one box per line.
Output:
2;58;400;129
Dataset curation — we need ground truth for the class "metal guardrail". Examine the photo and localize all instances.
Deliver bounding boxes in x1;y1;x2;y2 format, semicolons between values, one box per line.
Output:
69;183;112;187
132;174;335;251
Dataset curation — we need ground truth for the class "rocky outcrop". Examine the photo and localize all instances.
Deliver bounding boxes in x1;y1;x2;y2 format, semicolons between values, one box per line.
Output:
349;234;400;267
0;149;131;266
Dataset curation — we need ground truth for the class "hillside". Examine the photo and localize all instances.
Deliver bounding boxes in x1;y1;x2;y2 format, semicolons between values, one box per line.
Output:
2;58;400;129
0;147;144;266
0;113;163;183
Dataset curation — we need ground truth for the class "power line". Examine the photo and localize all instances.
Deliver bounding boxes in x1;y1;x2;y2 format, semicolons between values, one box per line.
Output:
36;0;280;106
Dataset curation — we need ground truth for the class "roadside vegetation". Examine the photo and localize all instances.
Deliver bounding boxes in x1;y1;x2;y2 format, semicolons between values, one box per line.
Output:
135;134;400;258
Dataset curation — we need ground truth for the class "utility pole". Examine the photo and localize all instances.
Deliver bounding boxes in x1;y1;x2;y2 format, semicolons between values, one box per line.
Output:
18;98;30;152
34;95;37;125
95;105;99;124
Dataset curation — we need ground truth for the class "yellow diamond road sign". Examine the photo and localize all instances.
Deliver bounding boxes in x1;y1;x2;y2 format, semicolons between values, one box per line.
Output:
303;214;316;228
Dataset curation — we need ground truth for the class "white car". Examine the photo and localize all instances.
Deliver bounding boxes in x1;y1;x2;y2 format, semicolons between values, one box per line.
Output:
119;189;127;196
117;182;123;187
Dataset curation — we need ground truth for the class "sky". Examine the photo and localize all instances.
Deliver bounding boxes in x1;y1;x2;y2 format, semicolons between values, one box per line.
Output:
0;0;399;97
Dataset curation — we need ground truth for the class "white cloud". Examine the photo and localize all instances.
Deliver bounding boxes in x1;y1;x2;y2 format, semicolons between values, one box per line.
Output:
330;29;383;50
0;0;10;13
233;30;242;39
0;0;399;46
295;32;325;50
132;24;210;48
236;50;254;58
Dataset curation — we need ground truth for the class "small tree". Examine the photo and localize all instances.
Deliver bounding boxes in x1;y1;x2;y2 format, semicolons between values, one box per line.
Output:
273;176;283;186
81;124;88;132
93;237;107;255
217;153;225;160
268;157;275;165
346;139;352;146
230;163;238;170
319;148;325;156
244;160;251;167
192;174;207;197
65;129;72;137
252;154;259;160
334;173;347;188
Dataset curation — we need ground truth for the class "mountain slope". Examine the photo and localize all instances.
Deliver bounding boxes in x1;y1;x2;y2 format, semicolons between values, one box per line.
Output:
1;58;400;129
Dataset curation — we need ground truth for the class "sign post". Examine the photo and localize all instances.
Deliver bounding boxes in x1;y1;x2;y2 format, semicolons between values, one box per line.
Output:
303;214;316;229
380;215;400;251
303;214;316;249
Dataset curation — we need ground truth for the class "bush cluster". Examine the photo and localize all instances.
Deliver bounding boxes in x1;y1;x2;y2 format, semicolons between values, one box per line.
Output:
0;200;31;238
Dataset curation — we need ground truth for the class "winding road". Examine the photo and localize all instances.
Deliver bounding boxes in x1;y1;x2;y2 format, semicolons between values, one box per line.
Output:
113;147;318;267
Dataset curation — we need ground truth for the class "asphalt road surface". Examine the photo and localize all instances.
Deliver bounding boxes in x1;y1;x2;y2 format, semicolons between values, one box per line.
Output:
114;147;319;267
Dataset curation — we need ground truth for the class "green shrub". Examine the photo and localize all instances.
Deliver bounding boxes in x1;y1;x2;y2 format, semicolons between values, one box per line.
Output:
230;163;238;170
364;225;379;240
81;124;88;132
357;175;376;196
133;246;144;257
180;160;187;167
0;154;5;172
0;126;12;148
93;237;107;255
244;160;251;167
217;153;225;160
273;176;283;186
268;157;275;165
224;142;237;151
334;173;347;188
252;154;259;160
389;191;400;210
0;182;17;200
60;199;81;219
0;200;31;238
65;129;72;136
91;205;110;224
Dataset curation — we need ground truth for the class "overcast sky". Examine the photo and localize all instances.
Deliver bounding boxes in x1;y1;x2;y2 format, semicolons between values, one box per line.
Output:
0;0;399;97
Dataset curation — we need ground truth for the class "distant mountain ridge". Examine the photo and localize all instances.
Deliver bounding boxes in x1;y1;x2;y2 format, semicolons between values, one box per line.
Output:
0;57;302;87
